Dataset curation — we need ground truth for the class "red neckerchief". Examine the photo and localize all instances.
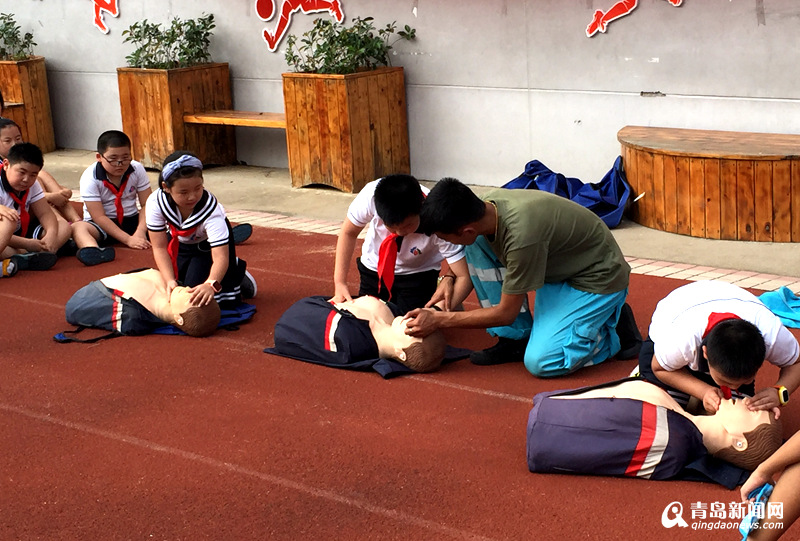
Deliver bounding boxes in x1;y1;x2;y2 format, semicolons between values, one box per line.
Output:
167;223;198;278
377;233;402;299
7;189;30;236
102;176;129;225
2;165;30;236
702;312;741;338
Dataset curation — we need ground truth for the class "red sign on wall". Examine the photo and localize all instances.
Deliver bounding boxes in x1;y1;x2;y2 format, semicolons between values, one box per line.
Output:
93;0;119;34
257;0;345;52
586;0;683;37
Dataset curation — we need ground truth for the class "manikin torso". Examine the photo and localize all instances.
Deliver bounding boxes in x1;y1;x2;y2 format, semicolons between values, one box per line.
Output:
554;379;772;454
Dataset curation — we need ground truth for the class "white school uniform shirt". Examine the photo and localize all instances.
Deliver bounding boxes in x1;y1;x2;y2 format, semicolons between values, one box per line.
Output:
348;180;465;274
80;161;151;221
0;169;44;231
145;189;230;247
649;280;799;372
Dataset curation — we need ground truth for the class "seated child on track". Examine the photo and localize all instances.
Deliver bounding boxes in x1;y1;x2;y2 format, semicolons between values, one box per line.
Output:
71;130;152;266
146;151;255;309
0;143;71;275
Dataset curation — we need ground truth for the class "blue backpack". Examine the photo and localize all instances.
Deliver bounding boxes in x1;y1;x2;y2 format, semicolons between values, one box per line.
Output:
503;156;630;228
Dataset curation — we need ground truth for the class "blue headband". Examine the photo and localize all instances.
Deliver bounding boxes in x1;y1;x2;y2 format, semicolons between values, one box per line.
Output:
162;154;203;181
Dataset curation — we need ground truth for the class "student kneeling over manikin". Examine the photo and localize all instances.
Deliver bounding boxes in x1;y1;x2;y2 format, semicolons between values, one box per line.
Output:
527;379;782;485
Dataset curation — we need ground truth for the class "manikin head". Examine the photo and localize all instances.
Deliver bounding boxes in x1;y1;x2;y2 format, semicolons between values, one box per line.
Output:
168;286;221;337
698;397;782;470
384;316;447;372
343;296;447;372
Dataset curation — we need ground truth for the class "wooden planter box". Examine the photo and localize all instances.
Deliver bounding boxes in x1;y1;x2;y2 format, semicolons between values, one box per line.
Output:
282;66;410;193
0;56;55;153
117;63;235;169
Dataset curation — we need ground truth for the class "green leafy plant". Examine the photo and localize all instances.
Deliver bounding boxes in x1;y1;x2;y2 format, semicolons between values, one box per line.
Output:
0;13;36;61
122;13;215;69
285;17;416;74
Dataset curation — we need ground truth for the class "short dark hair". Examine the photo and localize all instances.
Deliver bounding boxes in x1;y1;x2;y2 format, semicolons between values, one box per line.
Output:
0;117;20;133
713;416;782;470
7;142;43;168
705;319;766;380
420;177;486;235
159;150;203;189
176;301;221;337
97;130;131;154
400;330;447;373
373;174;424;226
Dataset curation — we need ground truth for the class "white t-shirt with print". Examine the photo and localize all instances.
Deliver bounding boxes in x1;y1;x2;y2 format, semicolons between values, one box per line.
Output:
80;161;151;221
649;280;799;371
347;180;464;274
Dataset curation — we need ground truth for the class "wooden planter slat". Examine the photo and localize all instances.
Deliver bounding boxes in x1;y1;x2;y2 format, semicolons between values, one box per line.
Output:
306;77;323;184
719;160;738;241
282;77;302;184
689;158;706;238
283;67;410;193
350;75;370;188
754;161;774;242
620;126;800;242
324;79;343;186
662;155;678;234
736;161;755;241
675;156;691;236
793;161;800;242
0;57;55;153
118;63;235;169
772;161;791;242
388;73;410;171
651;153;665;231
704;159;721;239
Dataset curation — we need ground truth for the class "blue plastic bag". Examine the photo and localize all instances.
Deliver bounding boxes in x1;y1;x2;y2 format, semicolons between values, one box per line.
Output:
503;156;630;228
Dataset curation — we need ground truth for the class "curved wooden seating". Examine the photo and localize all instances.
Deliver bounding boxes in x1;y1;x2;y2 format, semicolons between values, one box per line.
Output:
619;126;800;242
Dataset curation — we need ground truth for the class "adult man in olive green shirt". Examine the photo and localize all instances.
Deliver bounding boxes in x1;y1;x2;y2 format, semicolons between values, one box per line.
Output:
405;178;638;377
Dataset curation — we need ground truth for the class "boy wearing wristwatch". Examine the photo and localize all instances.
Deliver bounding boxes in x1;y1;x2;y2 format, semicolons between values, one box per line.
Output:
638;280;800;419
330;174;471;314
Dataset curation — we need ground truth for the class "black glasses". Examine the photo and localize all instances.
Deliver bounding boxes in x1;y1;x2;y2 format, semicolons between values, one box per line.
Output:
101;155;132;166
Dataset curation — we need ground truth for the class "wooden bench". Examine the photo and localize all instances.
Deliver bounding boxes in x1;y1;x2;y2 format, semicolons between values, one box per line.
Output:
618;125;800;243
183;110;286;129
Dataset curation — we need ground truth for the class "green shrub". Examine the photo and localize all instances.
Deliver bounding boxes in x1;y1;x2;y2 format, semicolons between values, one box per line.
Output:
285;17;416;74
0;13;36;61
122;14;215;69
